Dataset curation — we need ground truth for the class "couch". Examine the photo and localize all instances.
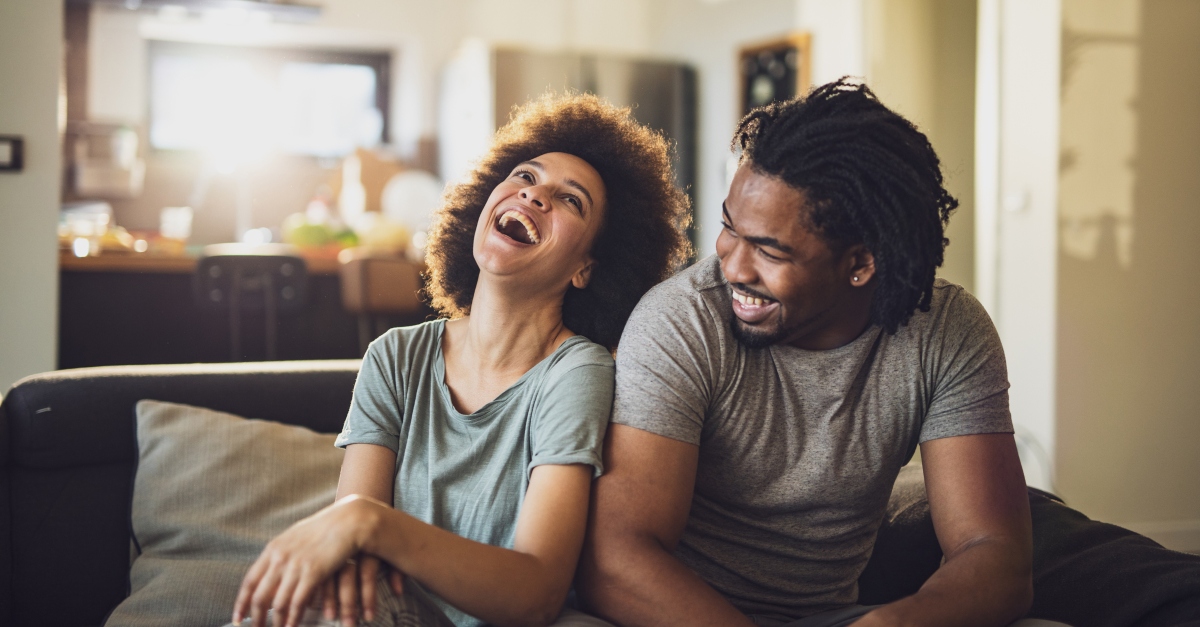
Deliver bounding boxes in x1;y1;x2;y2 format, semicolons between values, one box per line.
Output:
2;362;1198;627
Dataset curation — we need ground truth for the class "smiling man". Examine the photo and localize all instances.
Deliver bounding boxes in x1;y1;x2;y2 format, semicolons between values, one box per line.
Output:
577;79;1056;627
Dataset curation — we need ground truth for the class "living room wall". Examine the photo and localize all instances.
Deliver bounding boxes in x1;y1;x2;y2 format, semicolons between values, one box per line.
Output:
0;2;62;393
1056;0;1200;552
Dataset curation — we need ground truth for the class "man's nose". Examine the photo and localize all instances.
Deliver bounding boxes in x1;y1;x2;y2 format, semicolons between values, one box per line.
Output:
720;240;757;286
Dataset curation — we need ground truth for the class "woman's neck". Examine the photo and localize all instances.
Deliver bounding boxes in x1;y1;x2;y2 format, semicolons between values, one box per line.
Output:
462;280;571;367
441;278;573;414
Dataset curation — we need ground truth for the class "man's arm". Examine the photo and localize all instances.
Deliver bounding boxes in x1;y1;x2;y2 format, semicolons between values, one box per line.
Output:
856;433;1033;627
577;424;756;627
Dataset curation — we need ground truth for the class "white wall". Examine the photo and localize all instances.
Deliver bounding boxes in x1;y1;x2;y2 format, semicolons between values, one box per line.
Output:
0;1;63;392
976;0;1062;490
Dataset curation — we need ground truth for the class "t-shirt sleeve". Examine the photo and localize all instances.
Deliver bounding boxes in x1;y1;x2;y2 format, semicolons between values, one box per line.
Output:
335;335;403;452
919;287;1014;443
610;286;720;446
529;358;614;478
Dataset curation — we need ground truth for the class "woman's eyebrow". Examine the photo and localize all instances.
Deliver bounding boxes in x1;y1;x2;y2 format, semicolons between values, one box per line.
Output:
563;179;595;208
517;160;593;208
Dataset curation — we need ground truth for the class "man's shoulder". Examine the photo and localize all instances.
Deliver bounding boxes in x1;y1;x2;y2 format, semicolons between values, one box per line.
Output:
636;254;729;316
897;279;991;338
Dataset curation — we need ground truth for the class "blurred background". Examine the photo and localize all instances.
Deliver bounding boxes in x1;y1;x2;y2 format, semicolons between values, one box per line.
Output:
1;0;1197;553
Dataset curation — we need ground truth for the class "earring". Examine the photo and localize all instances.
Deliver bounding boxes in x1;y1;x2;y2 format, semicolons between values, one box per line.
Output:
852;276;859;283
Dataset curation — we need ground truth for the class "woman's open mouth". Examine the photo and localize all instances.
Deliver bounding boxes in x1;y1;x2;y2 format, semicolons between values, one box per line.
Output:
731;289;779;324
496;209;541;245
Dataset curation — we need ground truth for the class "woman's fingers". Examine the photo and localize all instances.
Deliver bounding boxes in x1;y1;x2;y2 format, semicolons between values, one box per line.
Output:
359;556;380;621
287;569;322;627
233;553;274;624
323;577;338;621
271;564;302;627
249;561;284;627
389;569;405;596
337;562;360;627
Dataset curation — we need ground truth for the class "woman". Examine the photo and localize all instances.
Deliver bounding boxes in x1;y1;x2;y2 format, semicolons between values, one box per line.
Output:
231;93;691;627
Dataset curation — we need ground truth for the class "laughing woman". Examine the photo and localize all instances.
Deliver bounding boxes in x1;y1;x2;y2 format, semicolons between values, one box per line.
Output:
231;93;691;627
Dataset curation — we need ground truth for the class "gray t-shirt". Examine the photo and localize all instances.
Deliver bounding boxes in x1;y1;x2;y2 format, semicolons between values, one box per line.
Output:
613;256;1012;621
335;319;614;627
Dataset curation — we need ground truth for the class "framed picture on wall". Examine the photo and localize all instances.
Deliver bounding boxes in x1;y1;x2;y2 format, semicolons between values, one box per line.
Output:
738;33;812;118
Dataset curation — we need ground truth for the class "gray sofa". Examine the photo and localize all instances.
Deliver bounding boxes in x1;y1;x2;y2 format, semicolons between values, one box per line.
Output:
2;362;1198;627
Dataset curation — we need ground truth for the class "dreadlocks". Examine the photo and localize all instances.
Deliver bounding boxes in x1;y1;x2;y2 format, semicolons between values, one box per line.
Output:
733;77;957;333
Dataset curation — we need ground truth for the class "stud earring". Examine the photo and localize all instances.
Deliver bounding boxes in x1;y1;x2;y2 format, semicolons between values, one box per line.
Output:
852;276;859;283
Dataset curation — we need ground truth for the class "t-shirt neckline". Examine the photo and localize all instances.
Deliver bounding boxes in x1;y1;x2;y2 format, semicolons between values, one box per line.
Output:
431;318;585;421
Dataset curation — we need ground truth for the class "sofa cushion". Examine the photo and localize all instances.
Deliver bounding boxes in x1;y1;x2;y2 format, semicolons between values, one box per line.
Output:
104;400;344;627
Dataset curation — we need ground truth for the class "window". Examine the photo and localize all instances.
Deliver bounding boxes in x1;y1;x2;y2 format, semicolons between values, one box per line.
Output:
148;42;390;159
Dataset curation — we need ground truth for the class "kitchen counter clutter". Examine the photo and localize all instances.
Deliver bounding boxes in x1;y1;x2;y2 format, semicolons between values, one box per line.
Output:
58;248;428;368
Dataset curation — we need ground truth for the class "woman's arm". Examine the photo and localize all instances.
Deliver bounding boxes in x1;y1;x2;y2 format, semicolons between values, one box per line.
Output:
235;461;594;627
364;462;594;626
234;443;400;627
328;444;402;627
335;442;396;502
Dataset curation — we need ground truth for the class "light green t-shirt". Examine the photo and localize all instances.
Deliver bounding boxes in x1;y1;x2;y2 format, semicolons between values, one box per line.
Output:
334;319;614;626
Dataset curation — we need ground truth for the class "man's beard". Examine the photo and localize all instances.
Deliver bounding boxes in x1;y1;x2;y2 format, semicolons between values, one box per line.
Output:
729;315;788;349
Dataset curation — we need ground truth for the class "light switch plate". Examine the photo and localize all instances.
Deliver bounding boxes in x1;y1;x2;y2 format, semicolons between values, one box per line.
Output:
0;136;24;172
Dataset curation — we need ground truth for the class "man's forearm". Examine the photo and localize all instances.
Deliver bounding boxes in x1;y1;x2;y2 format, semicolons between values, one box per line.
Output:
578;535;754;627
857;537;1032;627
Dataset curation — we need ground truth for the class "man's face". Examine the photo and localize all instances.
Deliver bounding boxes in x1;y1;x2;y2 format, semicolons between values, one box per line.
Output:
716;164;872;350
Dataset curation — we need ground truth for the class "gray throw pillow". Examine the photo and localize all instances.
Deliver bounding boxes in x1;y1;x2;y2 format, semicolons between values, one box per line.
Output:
104;400;344;627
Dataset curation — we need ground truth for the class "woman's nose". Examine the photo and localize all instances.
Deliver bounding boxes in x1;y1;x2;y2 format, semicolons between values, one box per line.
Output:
519;187;547;209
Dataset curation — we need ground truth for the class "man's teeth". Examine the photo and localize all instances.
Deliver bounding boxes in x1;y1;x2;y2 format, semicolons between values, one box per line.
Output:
498;210;541;244
733;291;771;306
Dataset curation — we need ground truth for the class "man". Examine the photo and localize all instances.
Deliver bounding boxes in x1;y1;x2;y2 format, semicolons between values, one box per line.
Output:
577;79;1046;627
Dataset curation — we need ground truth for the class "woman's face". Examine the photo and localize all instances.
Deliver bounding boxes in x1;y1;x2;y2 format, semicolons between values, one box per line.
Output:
473;152;607;293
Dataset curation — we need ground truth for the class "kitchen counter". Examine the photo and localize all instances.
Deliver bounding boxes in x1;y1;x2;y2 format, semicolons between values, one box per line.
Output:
58;249;422;368
58;250;342;274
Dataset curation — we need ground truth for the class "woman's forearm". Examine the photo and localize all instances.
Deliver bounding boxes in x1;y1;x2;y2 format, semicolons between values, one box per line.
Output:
355;500;571;627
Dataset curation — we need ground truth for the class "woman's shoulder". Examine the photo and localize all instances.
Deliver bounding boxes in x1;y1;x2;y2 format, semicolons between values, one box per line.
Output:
364;319;446;369
539;335;614;384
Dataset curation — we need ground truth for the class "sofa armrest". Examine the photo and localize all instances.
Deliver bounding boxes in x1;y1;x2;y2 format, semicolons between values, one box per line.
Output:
0;360;360;627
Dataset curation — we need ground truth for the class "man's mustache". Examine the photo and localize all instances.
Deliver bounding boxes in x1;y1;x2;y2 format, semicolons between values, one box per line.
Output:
730;283;775;301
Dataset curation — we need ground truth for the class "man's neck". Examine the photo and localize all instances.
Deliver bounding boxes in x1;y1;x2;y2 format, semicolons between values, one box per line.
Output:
784;286;876;351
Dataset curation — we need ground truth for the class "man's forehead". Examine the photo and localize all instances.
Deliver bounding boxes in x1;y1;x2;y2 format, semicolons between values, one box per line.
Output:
727;169;809;225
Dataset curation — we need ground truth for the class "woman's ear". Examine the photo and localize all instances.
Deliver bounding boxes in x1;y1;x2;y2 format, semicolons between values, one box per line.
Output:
571;260;595;289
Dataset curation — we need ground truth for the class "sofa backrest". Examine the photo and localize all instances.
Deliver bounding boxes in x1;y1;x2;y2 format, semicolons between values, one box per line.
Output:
0;361;360;627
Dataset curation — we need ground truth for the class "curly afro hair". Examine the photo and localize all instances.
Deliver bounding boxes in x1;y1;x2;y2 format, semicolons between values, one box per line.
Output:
733;77;957;334
424;93;693;349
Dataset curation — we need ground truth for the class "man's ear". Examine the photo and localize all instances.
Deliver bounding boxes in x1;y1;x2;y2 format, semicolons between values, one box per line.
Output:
846;245;876;287
571;260;595;289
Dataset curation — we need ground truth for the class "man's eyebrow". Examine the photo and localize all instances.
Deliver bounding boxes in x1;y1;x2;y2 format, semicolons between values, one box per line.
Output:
722;202;794;254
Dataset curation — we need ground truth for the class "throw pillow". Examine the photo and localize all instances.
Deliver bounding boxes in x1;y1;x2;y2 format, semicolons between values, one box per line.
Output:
104;400;344;627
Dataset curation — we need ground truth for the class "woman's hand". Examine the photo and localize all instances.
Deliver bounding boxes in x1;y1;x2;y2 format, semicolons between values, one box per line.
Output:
232;495;389;627
319;555;406;627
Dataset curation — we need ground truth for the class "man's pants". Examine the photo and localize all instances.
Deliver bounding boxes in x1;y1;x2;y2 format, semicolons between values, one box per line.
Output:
551;605;1074;627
